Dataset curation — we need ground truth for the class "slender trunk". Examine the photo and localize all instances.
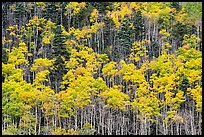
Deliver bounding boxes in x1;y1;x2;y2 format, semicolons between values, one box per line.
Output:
198;112;202;135
163;118;166;135
148;120;150;135
93;103;96;130
98;102;101;134
170;123;173;135
28;120;31;135
144;116;147;135
35;105;38;135
134;113;136;135
81;108;83;128
156;117;158;135
107;109;110;135
190;101;195;135
90;105;93;126
102;104;105;135
97;32;100;53
121;111;124;135
38;110;41;135
176;122;179;135
101;27;104;51
59;117;61;129
75;109;77;131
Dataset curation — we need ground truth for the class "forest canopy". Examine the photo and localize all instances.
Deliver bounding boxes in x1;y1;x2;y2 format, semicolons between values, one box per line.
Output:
2;2;202;135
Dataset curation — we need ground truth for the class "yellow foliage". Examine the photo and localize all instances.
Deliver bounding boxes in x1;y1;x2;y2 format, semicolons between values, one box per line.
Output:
159;29;170;38
90;9;99;23
36;2;46;9
65;2;86;16
34;70;50;85
175;8;188;23
107;2;134;27
31;58;53;72
64;129;76;135
8;46;29;66
66;58;79;69
90;22;104;33
102;61;118;77
120;61;136;81
100;87;130;111
10;32;16;36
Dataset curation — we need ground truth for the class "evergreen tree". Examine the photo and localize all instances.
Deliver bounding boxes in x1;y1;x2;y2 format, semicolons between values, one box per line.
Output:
2;3;9;34
180;76;189;93
43;2;59;24
88;2;113;15
14;2;26;26
2;48;8;64
52;55;67;80
114;15;134;62
101;16;115;58
172;23;197;48
132;10;145;41
1;2;202;135
170;2;181;11
52;25;69;59
59;2;69;27
51;25;69;92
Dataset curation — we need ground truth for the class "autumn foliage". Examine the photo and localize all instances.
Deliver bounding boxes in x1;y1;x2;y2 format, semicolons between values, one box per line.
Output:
2;2;202;135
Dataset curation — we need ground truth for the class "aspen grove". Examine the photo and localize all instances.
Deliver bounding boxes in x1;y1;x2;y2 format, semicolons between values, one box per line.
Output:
2;2;202;135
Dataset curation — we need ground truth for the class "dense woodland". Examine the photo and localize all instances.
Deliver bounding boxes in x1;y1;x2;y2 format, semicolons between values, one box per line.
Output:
2;2;202;135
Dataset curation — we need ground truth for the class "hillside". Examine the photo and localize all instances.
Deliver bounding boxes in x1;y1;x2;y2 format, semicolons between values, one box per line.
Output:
2;2;202;135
